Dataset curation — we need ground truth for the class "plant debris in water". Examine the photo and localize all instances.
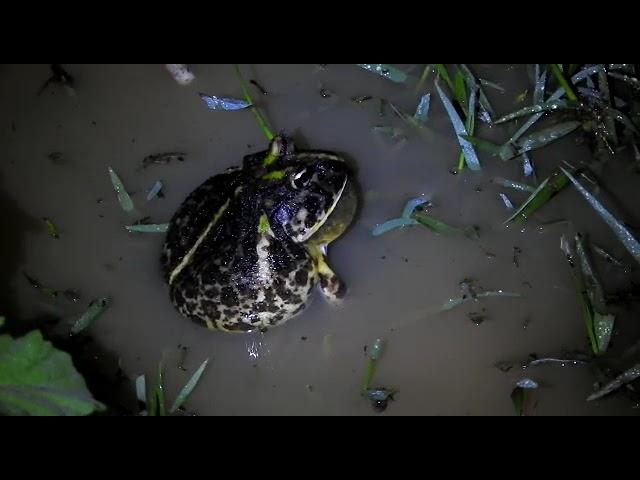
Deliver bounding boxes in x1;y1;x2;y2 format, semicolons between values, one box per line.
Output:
372;198;429;236
356;64;407;84
199;94;251;111
504;168;570;224
146;181;164;201
143;152;185;169
413;94;431;124
587;362;640;401
441;279;521;312
108;167;138;216
250;79;268;96
361;339;396;412
125;223;169;234
42;217;60;239
37;64;75;97
169;358;209;414
71;298;110;336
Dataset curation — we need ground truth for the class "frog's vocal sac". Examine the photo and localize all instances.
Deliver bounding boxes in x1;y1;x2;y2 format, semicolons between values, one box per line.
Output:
161;136;358;333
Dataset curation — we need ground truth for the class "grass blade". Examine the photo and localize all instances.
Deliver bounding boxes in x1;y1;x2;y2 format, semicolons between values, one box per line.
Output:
71;298;110;335
170;358;209;414
587;363;640;401
233;65;274;141
494;100;576;125
560;167;640;265
357;64;407;84
108;167;138;216
435;82;481;171
505;169;569;224
550;64;578;101
125;224;169;233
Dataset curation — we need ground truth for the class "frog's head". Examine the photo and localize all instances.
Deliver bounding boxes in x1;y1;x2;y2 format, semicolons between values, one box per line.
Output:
257;137;353;244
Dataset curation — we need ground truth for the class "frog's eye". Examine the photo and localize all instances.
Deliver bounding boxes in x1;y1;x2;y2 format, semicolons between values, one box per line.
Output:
291;168;313;189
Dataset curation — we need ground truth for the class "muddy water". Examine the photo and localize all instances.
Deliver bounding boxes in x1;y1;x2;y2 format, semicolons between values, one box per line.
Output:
1;64;639;415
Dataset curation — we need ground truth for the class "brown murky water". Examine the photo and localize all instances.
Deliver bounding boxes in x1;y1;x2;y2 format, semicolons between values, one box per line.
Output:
1;64;639;415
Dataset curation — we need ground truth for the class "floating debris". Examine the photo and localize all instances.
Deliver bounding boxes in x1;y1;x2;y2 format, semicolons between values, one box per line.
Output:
499;193;514;210
108;167;138;215
515;89;529;104
412;209;478;239
165;64;195;86
125;224;169;233
71;298;110;335
436;82;481;171
143;152;185;169
479;78;505;93
250;79;268;96
588;363;640;401
37;64;75;97
42;217;60;239
48;152;64;165
513;246;522;268
146;181;164;201
169;358;209;414
356;64;407;83
524;357;588;368
362;339;384;393
351;95;373;104
199;93;251;111
364;388;396;412
516;378;539;389
560;167;640;265
413;94;431;124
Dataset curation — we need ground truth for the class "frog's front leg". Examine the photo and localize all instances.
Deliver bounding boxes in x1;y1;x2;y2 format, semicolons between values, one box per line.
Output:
307;244;345;303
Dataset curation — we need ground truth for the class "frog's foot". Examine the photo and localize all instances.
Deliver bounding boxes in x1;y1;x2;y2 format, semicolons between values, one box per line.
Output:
308;245;346;303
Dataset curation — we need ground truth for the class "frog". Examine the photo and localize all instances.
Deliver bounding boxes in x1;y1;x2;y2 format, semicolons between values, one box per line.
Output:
161;136;358;332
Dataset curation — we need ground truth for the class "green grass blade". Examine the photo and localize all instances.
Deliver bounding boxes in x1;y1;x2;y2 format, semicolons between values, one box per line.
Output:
233;65;274;141
169;358;209;414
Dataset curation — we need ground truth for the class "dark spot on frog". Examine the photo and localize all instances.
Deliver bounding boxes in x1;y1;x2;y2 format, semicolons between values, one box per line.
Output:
220;287;238;307
295;269;308;286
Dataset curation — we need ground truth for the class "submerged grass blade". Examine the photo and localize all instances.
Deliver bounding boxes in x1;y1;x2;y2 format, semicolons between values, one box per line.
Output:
71;298;110;335
125;224;169;233
357;64;407;84
413;94;431;124
441;291;522;312
459;64;495;121
362;339;384;393
155;362;166;417
108;167;138;215
587;363;640;401
170;358;209;414
560;167;640;265
135;375;146;406
435;82;481;171
459;134;502;155
372;218;418;237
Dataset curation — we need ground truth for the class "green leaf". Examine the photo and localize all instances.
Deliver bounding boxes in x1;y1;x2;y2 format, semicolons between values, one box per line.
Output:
561;167;640;265
0;330;104;416
155;362;166;416
505;169;569;224
459;134;502;155
125;224;169;233
42;217;60;239
435;64;455;92
108;167;139;216
356;64;407;84
454;71;468;111
233;65;274;141
550;64;578;101
170;358;209;414
71;298;110;335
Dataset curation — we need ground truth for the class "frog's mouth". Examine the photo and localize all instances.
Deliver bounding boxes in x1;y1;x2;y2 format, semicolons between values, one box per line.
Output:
297;176;348;243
